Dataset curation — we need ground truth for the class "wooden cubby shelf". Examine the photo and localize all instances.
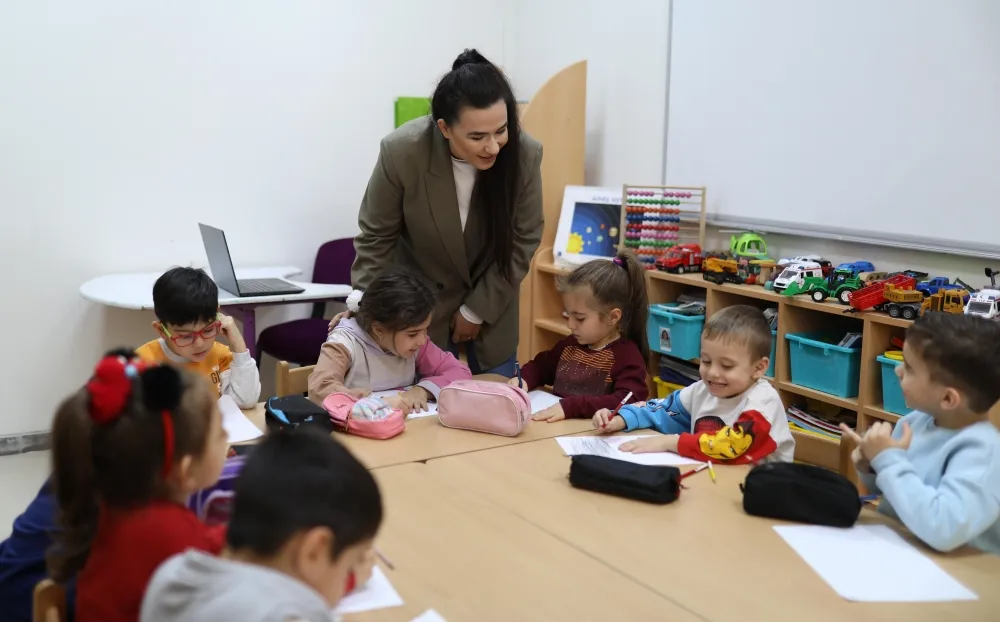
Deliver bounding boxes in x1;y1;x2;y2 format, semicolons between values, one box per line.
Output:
524;248;938;478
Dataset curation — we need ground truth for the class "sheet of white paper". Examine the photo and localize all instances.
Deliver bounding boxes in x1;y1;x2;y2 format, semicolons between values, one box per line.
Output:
217;396;263;443
528;390;561;414
410;610;448;622
333;567;404;615
555;435;703;466
773;524;978;602
370;389;438;419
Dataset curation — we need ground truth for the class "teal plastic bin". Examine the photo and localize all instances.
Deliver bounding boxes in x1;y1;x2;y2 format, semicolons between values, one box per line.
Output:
765;329;777;378
647;303;704;360
877;355;909;415
785;332;862;398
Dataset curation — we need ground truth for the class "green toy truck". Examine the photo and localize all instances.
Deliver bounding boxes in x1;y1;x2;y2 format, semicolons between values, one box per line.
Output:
781;269;862;305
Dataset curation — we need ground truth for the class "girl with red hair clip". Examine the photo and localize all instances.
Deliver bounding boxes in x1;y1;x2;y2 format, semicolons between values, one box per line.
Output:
47;349;230;622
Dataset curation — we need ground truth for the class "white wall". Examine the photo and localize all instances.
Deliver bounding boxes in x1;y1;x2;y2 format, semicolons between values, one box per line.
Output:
0;1;503;436
502;0;671;186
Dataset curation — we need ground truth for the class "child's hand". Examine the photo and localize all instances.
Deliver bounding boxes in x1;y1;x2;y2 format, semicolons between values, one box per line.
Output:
328;310;352;334
592;410;626;433
532;403;565;422
352;548;376;590
619;435;679;454
859;421;911;462
507;377;523;388
839;424;871;473
217;313;247;353
399;386;431;413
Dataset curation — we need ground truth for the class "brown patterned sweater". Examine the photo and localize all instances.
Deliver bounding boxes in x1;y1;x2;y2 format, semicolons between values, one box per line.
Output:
519;336;649;418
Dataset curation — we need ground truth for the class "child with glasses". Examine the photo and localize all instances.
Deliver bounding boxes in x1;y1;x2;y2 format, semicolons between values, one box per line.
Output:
136;267;261;407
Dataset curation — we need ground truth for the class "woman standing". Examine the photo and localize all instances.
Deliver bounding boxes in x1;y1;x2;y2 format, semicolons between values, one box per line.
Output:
349;49;543;376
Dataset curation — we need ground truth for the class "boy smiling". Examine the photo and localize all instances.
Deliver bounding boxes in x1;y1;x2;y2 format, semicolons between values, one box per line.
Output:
137;267;260;407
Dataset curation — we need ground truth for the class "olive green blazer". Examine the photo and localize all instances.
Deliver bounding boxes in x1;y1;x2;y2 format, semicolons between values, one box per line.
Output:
352;116;544;369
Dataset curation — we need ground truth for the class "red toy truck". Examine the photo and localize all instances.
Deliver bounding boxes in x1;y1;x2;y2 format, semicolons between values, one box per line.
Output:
655;243;703;274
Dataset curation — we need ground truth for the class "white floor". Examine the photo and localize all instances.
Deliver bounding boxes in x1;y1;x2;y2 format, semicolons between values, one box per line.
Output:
0;451;50;539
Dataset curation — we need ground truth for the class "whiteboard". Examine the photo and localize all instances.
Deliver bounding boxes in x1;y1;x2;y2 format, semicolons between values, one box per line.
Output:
666;1;1000;254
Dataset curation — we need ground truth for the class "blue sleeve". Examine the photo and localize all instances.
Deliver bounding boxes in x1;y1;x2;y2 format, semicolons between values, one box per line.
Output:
871;429;1000;552
618;390;692;434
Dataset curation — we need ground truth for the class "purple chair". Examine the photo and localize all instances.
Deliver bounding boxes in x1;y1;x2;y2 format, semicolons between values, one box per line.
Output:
256;238;355;366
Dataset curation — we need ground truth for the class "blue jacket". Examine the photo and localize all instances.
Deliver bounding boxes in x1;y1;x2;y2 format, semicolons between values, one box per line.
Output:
0;479;75;622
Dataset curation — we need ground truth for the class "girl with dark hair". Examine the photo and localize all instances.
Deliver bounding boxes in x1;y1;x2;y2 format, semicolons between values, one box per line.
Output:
309;270;472;412
47;350;230;622
512;251;651;422
346;48;544;377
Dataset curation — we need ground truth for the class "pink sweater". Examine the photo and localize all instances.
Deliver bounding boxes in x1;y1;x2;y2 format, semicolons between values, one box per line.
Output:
308;319;472;403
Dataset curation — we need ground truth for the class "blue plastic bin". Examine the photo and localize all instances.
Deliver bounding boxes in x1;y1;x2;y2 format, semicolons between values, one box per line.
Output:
765;329;777;378
785;332;862;398
647;303;704;360
877;355;909;415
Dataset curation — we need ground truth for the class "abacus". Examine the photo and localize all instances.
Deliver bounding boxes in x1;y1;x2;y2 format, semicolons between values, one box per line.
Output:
620;185;707;268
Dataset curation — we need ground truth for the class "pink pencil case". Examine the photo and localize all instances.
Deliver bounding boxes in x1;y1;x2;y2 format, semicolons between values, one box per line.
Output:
437;380;531;436
322;393;405;440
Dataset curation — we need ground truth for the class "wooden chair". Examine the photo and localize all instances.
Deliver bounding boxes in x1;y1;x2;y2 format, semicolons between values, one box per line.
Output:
275;360;315;397
33;579;66;622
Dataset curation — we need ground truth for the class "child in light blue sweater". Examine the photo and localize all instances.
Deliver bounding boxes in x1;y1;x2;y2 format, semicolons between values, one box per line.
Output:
842;313;1000;554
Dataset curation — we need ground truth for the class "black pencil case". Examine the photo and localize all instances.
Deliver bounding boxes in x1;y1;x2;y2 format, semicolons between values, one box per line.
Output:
569;455;681;504
740;461;861;527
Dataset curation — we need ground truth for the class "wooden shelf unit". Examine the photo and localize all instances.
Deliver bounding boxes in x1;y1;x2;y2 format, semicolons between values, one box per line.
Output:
523;248;959;476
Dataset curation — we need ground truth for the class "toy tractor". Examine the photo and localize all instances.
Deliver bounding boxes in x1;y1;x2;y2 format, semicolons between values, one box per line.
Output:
782;269;862;305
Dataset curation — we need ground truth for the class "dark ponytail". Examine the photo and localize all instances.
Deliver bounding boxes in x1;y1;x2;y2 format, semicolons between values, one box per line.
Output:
560;251;651;367
47;349;215;581
432;48;521;282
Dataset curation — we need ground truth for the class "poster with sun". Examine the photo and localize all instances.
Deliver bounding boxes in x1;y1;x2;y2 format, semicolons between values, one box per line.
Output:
554;186;622;266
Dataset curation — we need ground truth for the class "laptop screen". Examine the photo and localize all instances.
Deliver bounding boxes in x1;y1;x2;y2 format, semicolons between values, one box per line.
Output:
198;224;240;296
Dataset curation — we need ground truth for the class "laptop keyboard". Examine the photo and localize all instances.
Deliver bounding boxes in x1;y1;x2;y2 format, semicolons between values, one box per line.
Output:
237;280;280;294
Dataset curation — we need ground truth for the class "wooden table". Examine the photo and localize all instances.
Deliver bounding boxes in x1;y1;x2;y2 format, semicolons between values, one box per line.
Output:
345;462;705;622
241;404;594;469
421;438;1000;622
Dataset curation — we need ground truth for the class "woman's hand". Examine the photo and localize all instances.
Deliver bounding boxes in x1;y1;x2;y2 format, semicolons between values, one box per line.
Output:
328;310;352;334
451;310;481;343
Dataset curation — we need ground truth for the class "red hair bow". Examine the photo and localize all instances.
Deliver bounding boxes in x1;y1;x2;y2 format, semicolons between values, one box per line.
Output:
86;355;150;424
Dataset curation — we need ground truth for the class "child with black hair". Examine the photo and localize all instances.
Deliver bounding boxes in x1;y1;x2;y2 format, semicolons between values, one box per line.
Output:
48;350;230;622
309;270;471;413
141;428;383;622
511;251;650;422
841;313;1000;553
137;267;261;407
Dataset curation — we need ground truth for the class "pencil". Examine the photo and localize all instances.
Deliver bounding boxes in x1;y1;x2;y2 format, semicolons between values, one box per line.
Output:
603;391;634;428
707;462;716;484
374;547;394;571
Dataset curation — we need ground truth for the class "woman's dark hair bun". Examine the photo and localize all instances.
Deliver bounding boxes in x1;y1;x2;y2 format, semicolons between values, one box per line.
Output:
452;48;490;71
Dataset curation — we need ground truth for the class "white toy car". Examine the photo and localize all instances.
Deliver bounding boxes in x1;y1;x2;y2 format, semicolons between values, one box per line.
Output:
965;289;1000;320
772;261;824;293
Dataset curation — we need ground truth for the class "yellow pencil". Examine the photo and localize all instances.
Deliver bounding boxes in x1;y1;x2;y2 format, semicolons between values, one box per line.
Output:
707;462;716;484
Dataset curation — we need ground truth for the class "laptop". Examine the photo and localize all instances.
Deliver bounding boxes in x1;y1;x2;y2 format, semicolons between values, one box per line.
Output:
198;224;305;297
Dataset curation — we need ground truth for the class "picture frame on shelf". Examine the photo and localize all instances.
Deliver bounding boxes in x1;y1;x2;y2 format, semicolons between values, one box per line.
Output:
552;185;623;268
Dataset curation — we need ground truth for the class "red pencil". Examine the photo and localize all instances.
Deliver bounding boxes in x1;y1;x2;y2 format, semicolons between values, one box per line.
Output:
603;391;633;428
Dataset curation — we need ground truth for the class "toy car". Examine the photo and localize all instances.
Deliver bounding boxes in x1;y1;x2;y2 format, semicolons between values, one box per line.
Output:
655;243;703;274
772;261;824;293
782;269;861;304
966;289;1000;320
835;261;876;277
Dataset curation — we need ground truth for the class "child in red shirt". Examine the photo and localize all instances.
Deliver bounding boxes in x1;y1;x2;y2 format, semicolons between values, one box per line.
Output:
47;349;230;622
511;251;650;421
